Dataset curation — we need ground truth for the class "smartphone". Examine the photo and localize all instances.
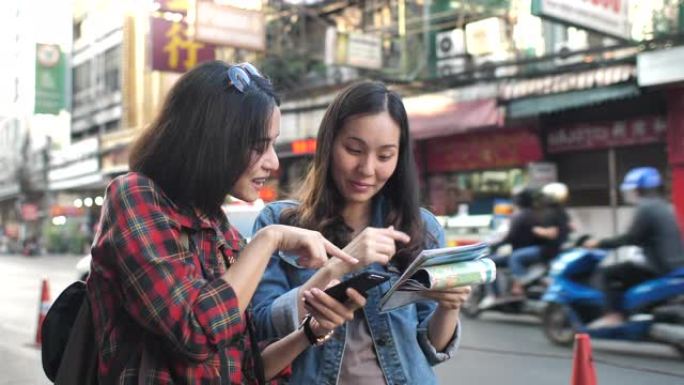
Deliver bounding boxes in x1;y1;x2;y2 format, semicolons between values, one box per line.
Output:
323;271;391;303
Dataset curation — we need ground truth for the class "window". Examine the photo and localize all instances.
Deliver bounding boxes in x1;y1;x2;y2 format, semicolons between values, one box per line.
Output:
72;61;91;109
104;45;121;94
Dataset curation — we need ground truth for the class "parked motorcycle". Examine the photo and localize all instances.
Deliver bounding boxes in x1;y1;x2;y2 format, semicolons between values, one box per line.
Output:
541;247;684;358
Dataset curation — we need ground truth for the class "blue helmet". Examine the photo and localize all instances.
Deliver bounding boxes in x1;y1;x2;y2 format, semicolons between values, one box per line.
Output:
620;167;662;191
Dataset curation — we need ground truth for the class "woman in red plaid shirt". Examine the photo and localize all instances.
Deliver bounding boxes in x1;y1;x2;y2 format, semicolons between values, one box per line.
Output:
87;61;364;384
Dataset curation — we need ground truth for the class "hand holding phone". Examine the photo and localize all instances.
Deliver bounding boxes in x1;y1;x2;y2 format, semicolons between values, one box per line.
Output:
323;271;390;303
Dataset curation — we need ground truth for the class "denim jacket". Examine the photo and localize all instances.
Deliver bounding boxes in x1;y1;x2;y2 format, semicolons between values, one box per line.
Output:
250;200;460;385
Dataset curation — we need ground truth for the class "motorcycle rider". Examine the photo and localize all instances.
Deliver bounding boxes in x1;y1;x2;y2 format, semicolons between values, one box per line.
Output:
506;182;572;296
584;167;684;328
490;187;541;257
482;187;542;305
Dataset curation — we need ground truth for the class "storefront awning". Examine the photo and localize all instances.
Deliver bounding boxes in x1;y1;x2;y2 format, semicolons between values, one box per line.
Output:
407;98;503;140
507;84;641;119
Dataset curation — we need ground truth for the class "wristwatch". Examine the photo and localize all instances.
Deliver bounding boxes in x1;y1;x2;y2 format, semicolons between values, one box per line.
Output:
299;314;334;346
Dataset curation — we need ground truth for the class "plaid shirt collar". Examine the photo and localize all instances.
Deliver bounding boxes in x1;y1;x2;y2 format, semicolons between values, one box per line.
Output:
167;199;243;255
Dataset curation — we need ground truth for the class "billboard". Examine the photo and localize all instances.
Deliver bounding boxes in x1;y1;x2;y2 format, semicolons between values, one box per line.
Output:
35;44;66;114
151;17;215;73
532;0;630;40
194;1;265;51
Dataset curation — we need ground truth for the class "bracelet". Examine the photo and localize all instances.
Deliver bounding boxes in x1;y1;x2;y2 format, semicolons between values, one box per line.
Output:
299;314;334;346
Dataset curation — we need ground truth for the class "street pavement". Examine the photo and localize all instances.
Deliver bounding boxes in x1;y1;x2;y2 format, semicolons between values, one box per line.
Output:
1;254;682;385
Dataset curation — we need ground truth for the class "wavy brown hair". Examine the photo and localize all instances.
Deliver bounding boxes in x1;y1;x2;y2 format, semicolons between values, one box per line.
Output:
129;61;279;216
281;81;429;271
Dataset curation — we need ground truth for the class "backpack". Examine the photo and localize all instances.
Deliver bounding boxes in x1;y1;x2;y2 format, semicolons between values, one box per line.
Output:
41;281;98;384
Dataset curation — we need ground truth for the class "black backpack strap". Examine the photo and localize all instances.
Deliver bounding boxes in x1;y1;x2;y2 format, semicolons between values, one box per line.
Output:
245;311;266;385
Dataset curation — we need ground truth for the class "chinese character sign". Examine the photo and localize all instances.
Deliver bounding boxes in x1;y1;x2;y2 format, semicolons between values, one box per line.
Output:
35;43;66;114
151;17;215;73
158;0;188;13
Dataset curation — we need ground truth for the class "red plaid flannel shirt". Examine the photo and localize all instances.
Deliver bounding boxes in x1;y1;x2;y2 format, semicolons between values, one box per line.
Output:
87;173;286;384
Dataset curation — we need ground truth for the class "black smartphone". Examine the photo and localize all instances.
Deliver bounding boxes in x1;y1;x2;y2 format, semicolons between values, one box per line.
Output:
324;271;391;303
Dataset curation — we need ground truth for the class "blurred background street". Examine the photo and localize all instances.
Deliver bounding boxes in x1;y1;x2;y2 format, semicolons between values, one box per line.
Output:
2;254;682;385
2;0;684;383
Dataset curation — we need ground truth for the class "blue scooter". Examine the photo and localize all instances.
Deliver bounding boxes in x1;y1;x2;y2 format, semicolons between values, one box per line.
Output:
541;248;684;358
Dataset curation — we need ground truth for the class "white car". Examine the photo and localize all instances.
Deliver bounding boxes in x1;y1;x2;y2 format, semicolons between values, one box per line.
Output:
76;201;264;281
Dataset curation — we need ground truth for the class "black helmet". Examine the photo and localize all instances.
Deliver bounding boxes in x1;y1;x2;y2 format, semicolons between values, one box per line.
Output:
512;186;535;209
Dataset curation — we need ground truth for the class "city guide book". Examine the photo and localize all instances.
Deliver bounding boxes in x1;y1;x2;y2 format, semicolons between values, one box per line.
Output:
379;242;496;312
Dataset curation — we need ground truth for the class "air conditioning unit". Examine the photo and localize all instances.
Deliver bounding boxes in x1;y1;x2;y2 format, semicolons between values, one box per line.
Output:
436;29;465;59
472;52;515;79
436;57;466;77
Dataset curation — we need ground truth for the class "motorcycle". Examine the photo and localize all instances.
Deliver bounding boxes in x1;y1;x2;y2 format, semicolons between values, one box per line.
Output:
462;256;549;319
541;247;684;358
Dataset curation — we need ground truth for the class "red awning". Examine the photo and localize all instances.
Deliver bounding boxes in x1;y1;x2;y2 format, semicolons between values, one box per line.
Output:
407;98;503;140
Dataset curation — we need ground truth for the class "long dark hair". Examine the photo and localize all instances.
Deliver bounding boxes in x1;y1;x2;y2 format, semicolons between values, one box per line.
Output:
282;81;426;271
129;61;280;216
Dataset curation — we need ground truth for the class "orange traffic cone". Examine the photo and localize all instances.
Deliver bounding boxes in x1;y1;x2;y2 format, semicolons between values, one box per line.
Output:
35;278;51;346
570;333;597;385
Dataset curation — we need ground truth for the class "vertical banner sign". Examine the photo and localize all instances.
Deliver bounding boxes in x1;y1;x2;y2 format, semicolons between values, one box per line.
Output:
158;0;188;13
35;44;66;114
151;17;215;73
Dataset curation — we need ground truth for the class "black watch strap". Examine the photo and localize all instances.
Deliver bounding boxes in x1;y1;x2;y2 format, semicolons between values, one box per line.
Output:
301;315;319;345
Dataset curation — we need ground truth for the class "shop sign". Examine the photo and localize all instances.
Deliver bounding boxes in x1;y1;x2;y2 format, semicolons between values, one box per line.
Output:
668;90;684;166
527;162;558;188
151;17;215;73
291;139;316;155
332;32;383;70
531;0;630;40
465;17;507;57
194;1;265;51
546;116;667;154
424;129;543;173
638;46;684;87
158;0;188;13
5;223;20;238
21;204;40;221
50;205;85;217
35;43;66;114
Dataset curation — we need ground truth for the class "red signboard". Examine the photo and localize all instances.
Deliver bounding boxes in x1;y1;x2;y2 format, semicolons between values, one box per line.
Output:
151;17;215;73
424;129;543;173
672;167;684;234
667;90;684;166
21;204;39;221
291;139;316;155
546;115;667;154
50;205;85;217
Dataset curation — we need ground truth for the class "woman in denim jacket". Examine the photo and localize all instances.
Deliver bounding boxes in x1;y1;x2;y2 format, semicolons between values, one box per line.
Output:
251;81;471;384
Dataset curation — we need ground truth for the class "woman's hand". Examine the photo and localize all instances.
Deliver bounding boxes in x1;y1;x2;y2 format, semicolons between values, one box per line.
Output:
422;286;472;311
338;226;410;272
259;225;358;268
425;286;471;352
302;281;367;335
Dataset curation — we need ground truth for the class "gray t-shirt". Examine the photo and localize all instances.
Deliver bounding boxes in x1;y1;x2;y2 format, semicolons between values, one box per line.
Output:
337;310;387;385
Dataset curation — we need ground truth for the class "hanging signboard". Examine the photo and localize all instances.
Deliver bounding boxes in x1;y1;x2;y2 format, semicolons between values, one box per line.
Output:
35;44;66;114
194;1;265;51
546;115;667;153
151;17;215;73
531;0;630;40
